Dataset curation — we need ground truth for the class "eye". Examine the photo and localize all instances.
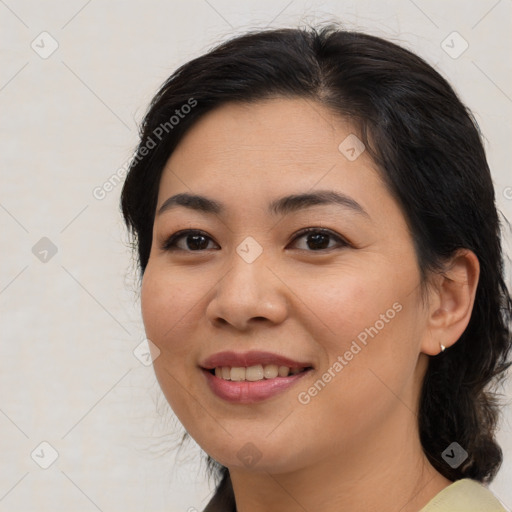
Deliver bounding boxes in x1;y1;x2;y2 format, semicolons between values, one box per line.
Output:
161;229;219;252
288;227;350;251
161;227;350;253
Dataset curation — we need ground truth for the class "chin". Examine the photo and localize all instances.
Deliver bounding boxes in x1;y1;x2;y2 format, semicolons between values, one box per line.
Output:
196;432;309;474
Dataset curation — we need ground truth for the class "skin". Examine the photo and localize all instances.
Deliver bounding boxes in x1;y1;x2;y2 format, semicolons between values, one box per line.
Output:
141;98;480;512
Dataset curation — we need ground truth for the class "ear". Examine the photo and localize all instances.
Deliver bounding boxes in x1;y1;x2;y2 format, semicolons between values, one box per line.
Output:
421;249;480;356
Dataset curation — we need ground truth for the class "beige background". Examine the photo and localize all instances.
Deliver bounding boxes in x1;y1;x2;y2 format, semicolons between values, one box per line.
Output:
1;1;511;511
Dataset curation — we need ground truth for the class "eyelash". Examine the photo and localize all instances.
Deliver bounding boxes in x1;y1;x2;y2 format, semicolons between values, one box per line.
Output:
161;227;350;253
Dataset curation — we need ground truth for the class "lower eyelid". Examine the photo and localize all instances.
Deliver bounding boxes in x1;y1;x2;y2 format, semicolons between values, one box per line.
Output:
289;239;347;251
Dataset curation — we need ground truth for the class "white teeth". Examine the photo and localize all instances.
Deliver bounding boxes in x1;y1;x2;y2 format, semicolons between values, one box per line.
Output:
278;365;290;377
246;365;264;381
230;367;246;381
212;364;308;381
263;364;279;379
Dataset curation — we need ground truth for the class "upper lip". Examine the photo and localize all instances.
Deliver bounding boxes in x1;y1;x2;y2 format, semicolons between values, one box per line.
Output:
200;351;313;370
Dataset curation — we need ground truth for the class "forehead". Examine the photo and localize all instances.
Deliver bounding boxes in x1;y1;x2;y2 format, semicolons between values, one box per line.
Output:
169;98;357;168
158;98;388;212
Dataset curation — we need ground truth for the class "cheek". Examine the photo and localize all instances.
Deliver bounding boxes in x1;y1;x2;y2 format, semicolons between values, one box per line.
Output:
140;264;202;364
141;271;172;349
293;264;401;349
140;264;206;427
293;295;420;452
293;265;421;402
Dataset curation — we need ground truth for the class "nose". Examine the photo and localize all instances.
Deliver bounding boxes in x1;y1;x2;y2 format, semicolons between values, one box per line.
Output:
205;252;289;331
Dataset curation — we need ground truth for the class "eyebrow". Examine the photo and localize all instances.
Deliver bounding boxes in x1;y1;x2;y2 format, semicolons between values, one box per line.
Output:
157;190;369;218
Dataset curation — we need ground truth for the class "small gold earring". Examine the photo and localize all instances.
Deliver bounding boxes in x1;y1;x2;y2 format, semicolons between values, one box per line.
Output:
440;343;446;352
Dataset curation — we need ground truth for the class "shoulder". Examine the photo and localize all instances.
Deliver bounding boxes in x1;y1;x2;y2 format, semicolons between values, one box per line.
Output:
419;478;509;512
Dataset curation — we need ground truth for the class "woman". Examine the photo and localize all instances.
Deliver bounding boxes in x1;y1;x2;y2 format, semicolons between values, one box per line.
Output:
121;25;511;511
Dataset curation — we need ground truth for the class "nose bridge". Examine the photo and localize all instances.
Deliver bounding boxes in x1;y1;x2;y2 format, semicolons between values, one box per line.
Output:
225;232;271;294
206;240;288;329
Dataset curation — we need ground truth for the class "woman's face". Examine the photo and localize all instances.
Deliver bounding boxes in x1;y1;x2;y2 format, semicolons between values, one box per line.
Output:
141;98;434;472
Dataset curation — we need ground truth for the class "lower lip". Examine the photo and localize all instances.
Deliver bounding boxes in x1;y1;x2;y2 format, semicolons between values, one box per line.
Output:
202;368;312;404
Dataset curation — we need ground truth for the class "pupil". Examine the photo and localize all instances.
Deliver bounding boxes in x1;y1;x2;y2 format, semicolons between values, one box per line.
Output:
308;233;329;250
187;234;208;250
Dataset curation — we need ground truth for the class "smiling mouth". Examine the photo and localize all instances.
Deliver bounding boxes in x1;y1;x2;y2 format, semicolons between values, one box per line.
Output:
208;364;313;381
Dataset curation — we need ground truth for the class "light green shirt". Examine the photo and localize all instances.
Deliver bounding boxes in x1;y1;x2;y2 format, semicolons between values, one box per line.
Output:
419;479;508;512
203;476;509;511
